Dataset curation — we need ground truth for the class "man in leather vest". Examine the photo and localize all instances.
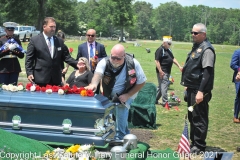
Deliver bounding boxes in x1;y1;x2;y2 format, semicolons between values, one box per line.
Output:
181;23;216;154
86;44;146;140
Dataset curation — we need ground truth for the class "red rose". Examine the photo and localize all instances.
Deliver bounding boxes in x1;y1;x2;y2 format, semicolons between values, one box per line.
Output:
170;91;175;96
87;90;94;97
52;85;59;92
26;83;32;90
18;82;23;86
69;47;73;53
41;87;46;92
46;85;52;90
94;55;98;59
35;85;41;91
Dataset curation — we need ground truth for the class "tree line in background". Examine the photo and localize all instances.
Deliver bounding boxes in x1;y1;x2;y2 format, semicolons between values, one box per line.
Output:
0;0;240;45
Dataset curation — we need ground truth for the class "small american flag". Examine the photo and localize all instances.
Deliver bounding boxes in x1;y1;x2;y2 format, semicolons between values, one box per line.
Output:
177;117;191;159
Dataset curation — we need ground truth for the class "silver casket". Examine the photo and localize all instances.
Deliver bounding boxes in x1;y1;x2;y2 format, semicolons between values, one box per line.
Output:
0;90;115;145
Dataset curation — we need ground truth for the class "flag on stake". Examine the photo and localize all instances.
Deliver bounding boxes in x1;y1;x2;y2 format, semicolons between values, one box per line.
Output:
164;102;170;110
177;115;191;159
173;106;179;111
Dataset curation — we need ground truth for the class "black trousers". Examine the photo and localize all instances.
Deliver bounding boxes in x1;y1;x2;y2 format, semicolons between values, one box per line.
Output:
187;88;212;150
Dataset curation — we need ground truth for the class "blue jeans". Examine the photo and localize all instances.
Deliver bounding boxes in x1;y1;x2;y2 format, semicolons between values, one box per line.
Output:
113;98;133;140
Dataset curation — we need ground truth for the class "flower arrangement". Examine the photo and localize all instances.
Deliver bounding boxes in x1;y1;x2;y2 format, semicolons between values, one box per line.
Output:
42;144;96;160
90;56;98;71
168;91;181;104
1;83;25;92
1;83;94;97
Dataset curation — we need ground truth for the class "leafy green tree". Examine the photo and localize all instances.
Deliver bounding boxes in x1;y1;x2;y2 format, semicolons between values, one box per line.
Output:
111;0;134;42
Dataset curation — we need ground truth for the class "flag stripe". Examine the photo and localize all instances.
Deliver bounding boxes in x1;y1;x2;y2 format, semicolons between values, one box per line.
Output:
177;119;190;158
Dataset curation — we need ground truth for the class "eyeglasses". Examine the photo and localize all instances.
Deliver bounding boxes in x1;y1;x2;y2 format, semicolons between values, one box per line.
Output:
87;34;95;37
110;55;124;61
191;31;203;35
168;43;171;46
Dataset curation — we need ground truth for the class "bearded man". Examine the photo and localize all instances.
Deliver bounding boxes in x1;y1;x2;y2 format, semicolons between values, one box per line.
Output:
85;44;146;140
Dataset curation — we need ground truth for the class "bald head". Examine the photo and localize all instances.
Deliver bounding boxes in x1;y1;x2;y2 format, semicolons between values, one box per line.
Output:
111;44;125;56
110;44;126;68
86;29;96;43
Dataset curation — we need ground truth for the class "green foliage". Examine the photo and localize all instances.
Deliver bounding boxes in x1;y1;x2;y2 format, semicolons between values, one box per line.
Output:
1;0;240;45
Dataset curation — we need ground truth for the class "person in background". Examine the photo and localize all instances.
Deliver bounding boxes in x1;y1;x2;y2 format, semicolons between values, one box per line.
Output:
155;36;182;106
0;22;25;85
85;44;146;140
76;29;107;93
66;57;93;87
230;49;240;123
25;17;77;87
76;29;107;72
181;23;215;154
56;30;73;85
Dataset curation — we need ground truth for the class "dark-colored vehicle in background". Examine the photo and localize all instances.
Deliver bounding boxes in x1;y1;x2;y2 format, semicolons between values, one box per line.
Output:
0;26;6;38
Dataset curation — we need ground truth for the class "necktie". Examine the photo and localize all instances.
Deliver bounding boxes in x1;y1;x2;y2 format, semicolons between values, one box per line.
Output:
90;43;94;58
47;37;52;57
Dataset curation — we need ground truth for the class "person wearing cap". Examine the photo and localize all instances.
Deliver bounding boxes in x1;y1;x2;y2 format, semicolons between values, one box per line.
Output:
0;22;24;85
25;17;77;87
181;23;215;154
155;36;182;106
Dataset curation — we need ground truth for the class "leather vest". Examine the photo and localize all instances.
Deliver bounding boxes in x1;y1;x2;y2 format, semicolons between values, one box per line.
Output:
181;39;215;91
102;54;136;99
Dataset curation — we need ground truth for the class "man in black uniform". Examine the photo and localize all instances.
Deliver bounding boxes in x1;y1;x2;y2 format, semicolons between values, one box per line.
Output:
0;22;25;85
181;23;216;154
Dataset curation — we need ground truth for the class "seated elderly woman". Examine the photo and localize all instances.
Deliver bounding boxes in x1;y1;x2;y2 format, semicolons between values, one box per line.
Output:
66;57;93;87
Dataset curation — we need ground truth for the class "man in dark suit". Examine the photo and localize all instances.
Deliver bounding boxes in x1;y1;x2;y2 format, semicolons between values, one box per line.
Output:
76;29;107;72
25;17;77;86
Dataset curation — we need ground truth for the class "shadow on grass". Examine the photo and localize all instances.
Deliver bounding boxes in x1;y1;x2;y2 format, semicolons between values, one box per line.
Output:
205;146;226;152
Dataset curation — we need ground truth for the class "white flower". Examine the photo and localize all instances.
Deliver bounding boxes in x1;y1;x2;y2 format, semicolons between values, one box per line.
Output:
30;85;36;91
10;86;18;92
2;84;7;90
17;85;24;91
7;84;13;91
58;89;64;95
79;144;91;151
46;89;52;94
188;106;194;112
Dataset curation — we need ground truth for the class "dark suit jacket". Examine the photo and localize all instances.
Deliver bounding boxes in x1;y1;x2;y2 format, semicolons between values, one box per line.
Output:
76;41;107;62
25;33;77;85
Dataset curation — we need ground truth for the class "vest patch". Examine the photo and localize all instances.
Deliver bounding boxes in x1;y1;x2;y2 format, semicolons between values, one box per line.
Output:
103;75;111;85
197;48;202;53
128;69;136;76
130;77;136;85
191;52;195;58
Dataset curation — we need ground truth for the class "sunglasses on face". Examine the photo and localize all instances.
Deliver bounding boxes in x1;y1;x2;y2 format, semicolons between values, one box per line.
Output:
110;55;124;61
168;43;172;46
87;34;95;37
191;31;202;35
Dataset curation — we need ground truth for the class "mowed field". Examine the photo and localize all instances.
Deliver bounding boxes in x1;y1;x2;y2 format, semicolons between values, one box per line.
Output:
17;39;240;160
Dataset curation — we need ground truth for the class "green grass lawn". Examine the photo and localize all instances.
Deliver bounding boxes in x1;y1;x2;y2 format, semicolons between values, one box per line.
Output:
18;39;240;159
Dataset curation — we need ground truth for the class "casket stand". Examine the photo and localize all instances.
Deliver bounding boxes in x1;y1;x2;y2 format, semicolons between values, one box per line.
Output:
0;90;115;146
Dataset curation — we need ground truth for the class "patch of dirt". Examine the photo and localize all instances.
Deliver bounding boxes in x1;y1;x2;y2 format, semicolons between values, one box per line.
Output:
130;128;155;144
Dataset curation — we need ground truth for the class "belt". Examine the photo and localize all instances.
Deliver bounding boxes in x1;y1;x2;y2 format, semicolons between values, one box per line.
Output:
1;54;17;59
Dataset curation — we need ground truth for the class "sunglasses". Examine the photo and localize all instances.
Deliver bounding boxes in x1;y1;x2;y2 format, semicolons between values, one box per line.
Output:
87;34;95;37
191;31;202;35
110;55;124;61
168;43;172;46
